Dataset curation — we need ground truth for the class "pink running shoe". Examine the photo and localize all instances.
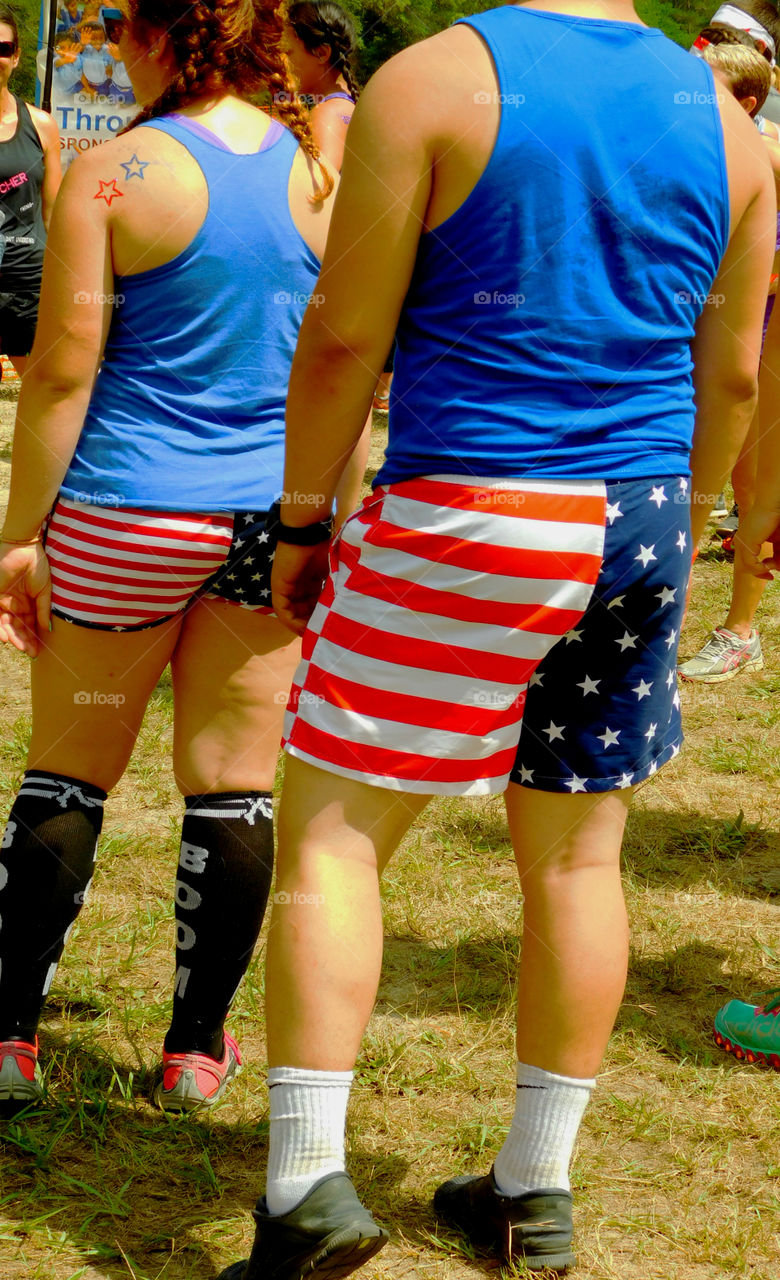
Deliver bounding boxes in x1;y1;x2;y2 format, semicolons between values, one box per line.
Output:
0;1038;43;1108
154;1032;242;1112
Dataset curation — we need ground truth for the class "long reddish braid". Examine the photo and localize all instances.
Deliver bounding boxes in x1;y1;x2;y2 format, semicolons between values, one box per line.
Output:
122;0;333;202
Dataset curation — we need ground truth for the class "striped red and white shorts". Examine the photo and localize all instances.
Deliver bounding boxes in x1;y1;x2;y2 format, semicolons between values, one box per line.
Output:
44;497;276;630
282;476;608;796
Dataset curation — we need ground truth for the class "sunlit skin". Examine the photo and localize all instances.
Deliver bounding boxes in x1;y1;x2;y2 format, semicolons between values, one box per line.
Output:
0;22;62;374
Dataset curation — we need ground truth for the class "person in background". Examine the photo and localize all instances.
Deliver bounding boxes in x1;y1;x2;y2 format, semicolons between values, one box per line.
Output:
680;24;779;682
52;29;84;99
56;0;82;34
0;4;61;377
78;19;113;99
285;1;358;172
0;0;342;1115
285;0;371;513
216;0;774;1276
713;295;780;1065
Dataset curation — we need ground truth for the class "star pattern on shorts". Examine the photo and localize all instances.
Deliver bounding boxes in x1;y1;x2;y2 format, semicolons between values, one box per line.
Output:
577;675;600;695
514;481;686;799
635;544;657;568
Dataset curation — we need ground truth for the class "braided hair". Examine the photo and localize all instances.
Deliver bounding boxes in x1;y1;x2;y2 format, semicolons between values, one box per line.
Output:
287;1;360;101
123;0;333;202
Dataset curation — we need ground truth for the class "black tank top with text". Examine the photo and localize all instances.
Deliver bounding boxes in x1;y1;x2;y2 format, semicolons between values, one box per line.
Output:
0;96;46;292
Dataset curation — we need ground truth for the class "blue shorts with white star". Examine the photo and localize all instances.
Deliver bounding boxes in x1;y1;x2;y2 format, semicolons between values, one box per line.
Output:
204;510;276;610
510;476;690;794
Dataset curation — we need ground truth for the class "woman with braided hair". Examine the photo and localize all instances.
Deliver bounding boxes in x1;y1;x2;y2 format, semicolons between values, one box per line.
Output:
286;1;359;172
0;0;347;1113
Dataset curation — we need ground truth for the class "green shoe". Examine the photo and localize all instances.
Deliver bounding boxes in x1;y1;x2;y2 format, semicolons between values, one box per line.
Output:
216;1172;389;1280
713;990;780;1069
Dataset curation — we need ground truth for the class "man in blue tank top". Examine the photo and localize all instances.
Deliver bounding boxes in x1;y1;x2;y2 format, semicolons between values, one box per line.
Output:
217;4;775;1279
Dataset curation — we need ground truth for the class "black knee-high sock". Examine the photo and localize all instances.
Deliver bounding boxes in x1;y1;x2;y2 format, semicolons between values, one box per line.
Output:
0;771;106;1042
165;792;274;1058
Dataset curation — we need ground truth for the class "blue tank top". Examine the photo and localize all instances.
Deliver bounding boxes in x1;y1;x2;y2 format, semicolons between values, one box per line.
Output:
377;5;729;487
62;115;320;512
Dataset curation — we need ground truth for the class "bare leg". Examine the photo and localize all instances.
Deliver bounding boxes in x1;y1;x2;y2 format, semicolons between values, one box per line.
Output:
725;408;769;639
171;597;301;795
504;784;632;1078
265;757;428;1070
28;614;181;789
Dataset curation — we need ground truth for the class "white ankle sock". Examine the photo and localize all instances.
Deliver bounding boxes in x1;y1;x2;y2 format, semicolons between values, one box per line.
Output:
493;1062;595;1195
265;1066;353;1215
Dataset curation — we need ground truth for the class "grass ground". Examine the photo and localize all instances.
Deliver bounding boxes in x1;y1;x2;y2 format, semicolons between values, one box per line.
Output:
1;396;779;1279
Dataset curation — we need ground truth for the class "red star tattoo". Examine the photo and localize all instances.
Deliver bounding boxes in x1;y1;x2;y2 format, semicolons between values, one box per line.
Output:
94;179;124;206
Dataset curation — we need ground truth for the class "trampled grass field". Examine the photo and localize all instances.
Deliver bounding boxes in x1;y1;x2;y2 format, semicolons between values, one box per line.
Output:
1;400;779;1279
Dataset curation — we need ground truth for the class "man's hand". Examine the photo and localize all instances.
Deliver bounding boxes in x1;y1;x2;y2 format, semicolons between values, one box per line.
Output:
271;541;332;636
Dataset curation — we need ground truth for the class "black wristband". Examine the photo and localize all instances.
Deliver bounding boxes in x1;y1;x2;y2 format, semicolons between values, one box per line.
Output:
267;501;334;547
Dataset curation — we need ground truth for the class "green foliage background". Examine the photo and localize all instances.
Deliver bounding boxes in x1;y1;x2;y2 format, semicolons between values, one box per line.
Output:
7;0;718;105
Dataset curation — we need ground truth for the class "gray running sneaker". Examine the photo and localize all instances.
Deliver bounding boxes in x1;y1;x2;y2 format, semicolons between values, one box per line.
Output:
433;1167;575;1271
216;1172;389;1280
678;627;763;683
0;1039;43;1112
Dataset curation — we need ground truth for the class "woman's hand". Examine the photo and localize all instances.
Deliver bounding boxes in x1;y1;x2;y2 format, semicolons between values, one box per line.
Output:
734;504;780;580
0;544;51;657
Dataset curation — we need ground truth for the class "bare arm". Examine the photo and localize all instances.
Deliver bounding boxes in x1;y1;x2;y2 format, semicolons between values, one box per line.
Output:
272;52;435;633
689;104;776;548
2;153;116;541
310;98;353;173
30;107;63;230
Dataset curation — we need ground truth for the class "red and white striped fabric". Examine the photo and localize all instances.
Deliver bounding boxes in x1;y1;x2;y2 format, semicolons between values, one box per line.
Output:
45;497;234;630
283;475;608;796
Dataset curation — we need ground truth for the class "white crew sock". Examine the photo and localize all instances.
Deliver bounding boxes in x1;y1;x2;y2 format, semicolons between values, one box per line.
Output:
265;1066;354;1215
493;1061;595;1195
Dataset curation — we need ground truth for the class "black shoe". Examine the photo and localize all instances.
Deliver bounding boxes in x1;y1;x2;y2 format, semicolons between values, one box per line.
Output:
715;504;739;537
433;1167;575;1272
216;1172;389;1280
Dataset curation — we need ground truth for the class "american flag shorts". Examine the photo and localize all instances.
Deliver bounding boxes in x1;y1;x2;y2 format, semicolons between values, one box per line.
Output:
44;497;276;631
282;474;691;797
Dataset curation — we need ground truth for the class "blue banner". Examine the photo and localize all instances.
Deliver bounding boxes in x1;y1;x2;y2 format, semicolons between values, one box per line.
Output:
37;3;137;166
